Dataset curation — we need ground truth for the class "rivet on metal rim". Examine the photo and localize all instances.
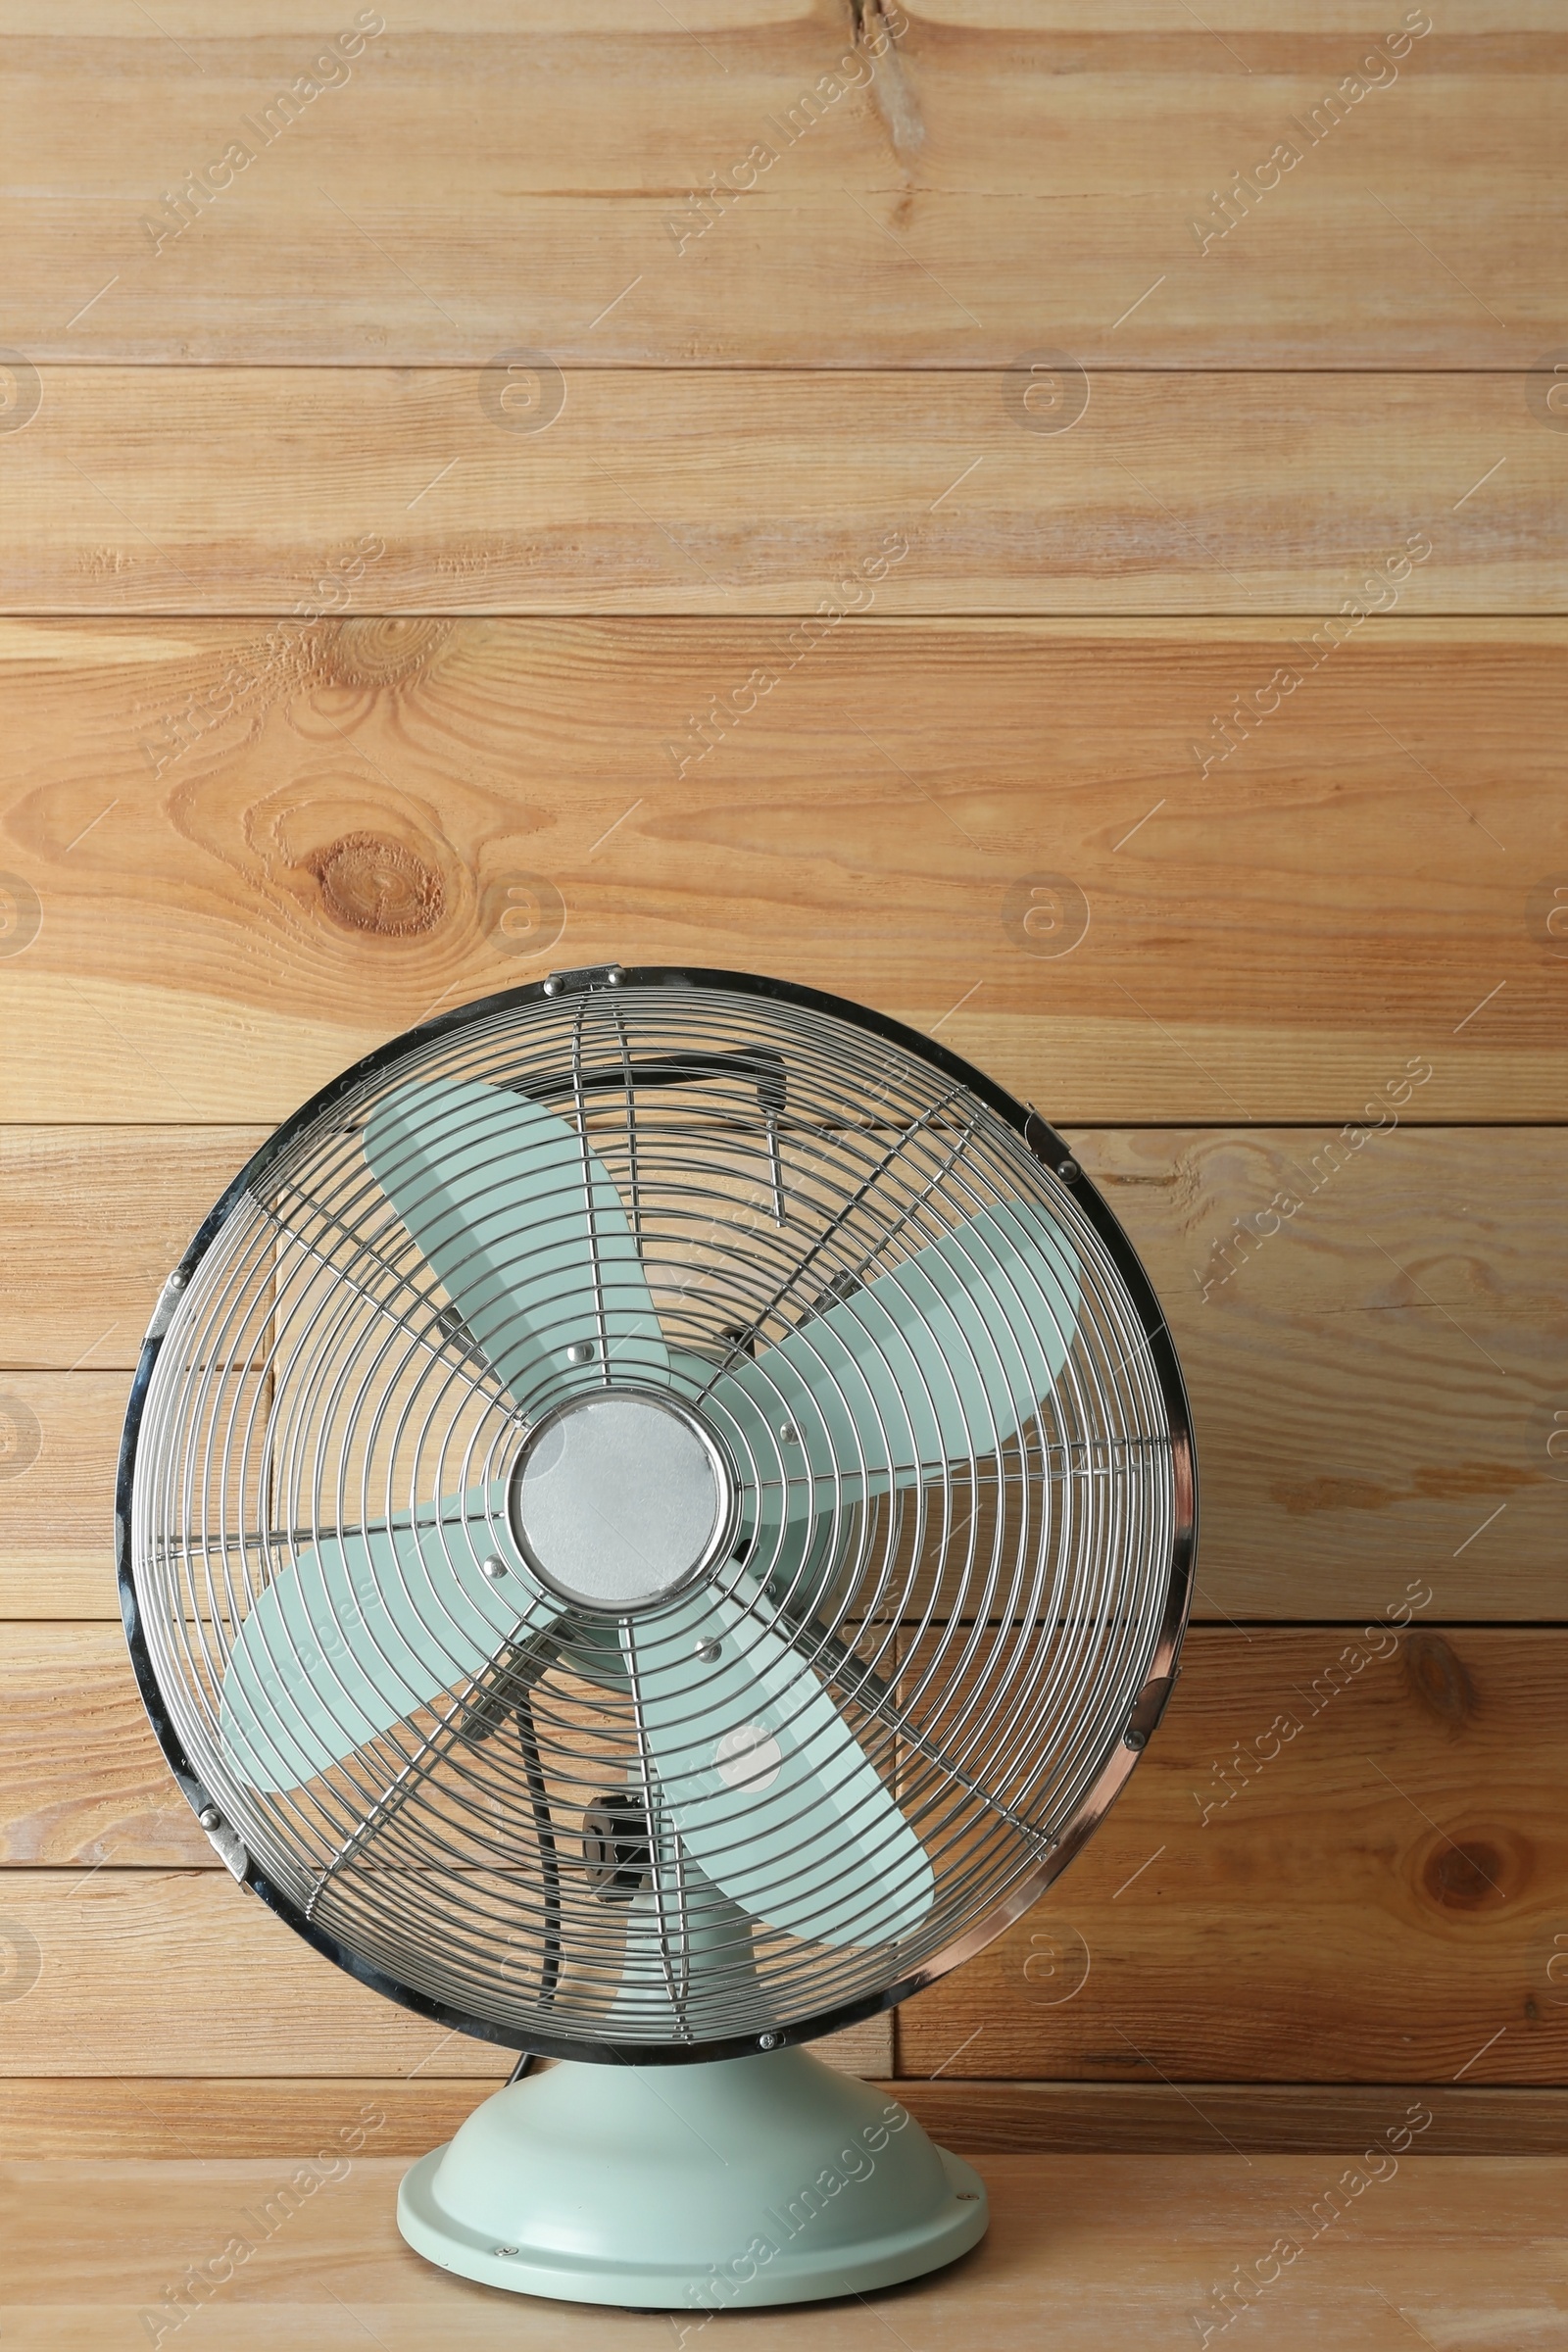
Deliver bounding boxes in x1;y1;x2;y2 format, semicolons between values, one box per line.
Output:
1056;1158;1080;1184
543;978;563;997
759;2032;780;2049
197;1805;222;1830
1123;1727;1148;1750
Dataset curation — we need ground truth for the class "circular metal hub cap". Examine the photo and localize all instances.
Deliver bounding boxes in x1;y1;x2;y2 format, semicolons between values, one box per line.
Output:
508;1391;732;1611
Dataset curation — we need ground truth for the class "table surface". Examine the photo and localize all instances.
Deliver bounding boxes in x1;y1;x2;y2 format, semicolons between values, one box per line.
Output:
2;2153;1564;2349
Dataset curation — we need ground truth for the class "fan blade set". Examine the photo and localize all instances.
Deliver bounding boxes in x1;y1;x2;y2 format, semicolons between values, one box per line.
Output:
221;1075;1082;1957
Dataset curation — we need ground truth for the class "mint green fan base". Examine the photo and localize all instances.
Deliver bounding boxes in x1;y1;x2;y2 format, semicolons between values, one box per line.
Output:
397;2048;987;2308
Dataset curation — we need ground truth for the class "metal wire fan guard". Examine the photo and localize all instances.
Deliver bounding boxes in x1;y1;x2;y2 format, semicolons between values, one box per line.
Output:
120;965;1196;2068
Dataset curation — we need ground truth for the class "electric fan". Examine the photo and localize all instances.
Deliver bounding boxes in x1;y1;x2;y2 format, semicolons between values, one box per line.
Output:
119;964;1195;2311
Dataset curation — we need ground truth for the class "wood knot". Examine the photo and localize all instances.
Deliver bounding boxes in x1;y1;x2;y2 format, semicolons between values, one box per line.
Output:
1404;1632;1477;1729
308;833;445;936
321;616;450;687
1420;1833;1520;1912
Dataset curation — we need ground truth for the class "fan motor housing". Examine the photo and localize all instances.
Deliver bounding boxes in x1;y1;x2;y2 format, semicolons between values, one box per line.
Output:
507;1390;737;1610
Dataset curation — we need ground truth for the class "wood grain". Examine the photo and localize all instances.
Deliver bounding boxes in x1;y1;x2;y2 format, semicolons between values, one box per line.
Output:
3;1123;1562;1624
3;2074;1562;2159
1;2152;1563;2350
2;370;1561;613
0;1868;509;2078
1082;1126;1568;1621
4;7;1561;366
0;617;1560;1127
5;0;1566;2175
0;1626;206;1867
0;1374;128;1620
0;1632;1558;2082
0;1128;263;1370
894;2079;1568;2156
0;1868;889;2078
898;1627;1568;2084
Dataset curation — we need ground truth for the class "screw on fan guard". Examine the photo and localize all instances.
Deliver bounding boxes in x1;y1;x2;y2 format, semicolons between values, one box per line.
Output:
582;1789;655;1902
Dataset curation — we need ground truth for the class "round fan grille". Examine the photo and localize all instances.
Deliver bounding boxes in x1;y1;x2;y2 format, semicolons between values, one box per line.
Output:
121;969;1195;2061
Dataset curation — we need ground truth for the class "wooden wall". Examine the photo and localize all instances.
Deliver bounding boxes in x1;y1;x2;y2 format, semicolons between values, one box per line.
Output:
0;2;1563;2156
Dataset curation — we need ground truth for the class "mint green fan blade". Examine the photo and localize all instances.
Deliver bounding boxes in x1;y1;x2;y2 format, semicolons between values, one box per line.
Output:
220;1489;559;1792
703;1195;1081;1535
365;1078;668;1407
626;1576;932;1948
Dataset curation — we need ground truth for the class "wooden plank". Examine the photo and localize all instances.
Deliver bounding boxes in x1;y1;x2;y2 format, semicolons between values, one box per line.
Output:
5;1117;1563;1625
0;1865;890;2078
4;1121;1562;1623
2;2074;1562;2159
1;370;1561;613
0;1869;508;2079
0;618;1560;1128
1;2152;1564;2350
1080;1127;1568;1621
0;1626;208;1867
2;1632;1561;2080
898;1628;1568;2083
0;2079;490;2162
0;1128;263;1370
4;8;1561;366
896;2080;1568;2156
0;1374;126;1620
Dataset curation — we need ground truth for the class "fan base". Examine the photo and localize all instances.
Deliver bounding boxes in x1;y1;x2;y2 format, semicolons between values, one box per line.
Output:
398;2046;987;2309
